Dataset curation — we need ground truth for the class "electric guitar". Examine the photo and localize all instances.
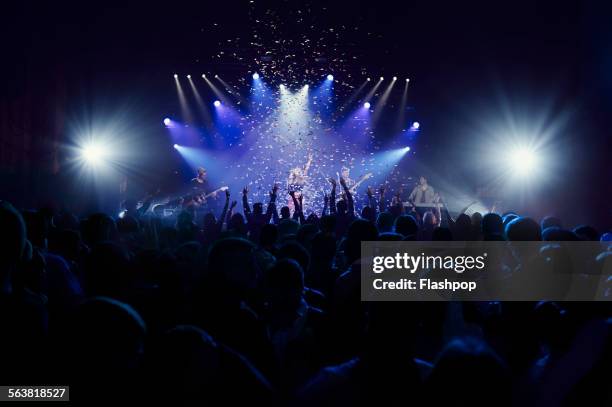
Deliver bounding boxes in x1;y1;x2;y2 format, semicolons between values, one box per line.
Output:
348;172;373;193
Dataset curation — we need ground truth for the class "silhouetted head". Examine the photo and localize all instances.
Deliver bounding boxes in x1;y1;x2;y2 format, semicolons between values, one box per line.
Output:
264;259;304;313
208;237;257;291
203;213;216;230
432;227;453;241
228;213;246;235
278;241;310;272
280;206;291;219
505;217;541;241
259;223;278;248
423;211;437;227
482;213;503;238
542;227;579;241
310;232;337;267
541;216;562;231
502;213;519;228
394;215;418;238
376;211;394;233
320;215;337;235
84;241;131;297
361;206;373;220
426;337;509;406
253;202;264;215
69;297;146;371
345;219;378;264
573;225;599;241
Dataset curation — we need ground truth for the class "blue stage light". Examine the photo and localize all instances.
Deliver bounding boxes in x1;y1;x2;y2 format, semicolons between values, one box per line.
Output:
412;121;420;129
364;102;371;109
163;118;171;126
214;100;221;107
252;73;260;80
173;144;179;149
327;74;334;81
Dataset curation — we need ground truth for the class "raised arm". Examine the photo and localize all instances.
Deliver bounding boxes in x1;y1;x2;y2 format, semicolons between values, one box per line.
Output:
340;177;354;215
329;178;337;215
242;186;251;217
322;193;329;217
378;185;386;213
227;200;237;225
218;189;230;231
303;153;314;177
265;184;278;223
365;187;377;220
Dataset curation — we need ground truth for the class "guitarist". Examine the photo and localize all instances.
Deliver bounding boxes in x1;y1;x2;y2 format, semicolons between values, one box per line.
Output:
338;166;373;195
190;167;211;196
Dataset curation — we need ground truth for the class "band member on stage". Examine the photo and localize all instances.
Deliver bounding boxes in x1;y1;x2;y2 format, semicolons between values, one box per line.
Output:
408;176;435;205
337;166;373;200
287;153;313;209
190;167;209;194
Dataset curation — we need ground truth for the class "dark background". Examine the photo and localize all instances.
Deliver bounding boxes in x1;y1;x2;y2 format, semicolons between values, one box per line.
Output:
1;0;610;228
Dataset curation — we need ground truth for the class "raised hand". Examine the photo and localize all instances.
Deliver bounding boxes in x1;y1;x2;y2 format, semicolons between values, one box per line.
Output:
225;189;230;199
328;177;337;187
242;186;248;195
367;186;373;197
324;192;329;203
230;200;237;209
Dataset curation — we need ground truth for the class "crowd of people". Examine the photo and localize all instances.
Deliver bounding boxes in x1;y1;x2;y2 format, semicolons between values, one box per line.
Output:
0;177;610;405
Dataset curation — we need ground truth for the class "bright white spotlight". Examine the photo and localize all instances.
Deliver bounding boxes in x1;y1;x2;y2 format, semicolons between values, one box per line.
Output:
364;102;371;109
186;74;191;79
213;100;221;107
406;78;410;82
280;84;285;89
214;74;219;78
367;77;371;81
380;76;384;81
412;121;420;129
393;76;397;81
173;74;178;78
202;74;206;78
163;118;171;126
173;144;179;149
508;147;538;175
327;74;334;81
252;72;260;80
304;84;309;89
405;146;411;152
80;142;109;166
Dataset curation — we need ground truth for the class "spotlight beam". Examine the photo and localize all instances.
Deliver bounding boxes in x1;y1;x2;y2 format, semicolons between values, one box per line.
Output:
363;79;384;108
216;76;248;105
395;78;411;131
203;75;234;107
187;76;213;129
371;77;397;125
174;75;195;123
338;79;370;116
